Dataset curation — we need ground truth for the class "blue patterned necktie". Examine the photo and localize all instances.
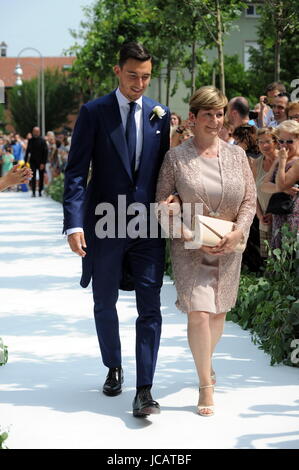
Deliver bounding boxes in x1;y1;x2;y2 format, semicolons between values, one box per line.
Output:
126;101;137;174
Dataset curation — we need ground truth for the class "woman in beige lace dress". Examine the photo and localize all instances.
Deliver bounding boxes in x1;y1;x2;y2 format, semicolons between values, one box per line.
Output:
156;86;256;416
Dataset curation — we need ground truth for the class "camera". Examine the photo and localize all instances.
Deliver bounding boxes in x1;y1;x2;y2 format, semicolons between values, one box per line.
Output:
249;110;258;120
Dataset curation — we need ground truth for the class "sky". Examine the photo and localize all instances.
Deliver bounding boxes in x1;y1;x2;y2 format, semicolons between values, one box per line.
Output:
1;0;92;57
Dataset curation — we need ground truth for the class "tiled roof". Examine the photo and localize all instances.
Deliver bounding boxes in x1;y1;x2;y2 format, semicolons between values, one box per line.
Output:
0;56;76;87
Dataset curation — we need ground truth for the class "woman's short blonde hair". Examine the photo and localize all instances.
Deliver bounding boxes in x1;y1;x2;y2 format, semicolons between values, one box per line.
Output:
287;101;299;115
275;120;299;138
189;85;228;116
257;127;277;142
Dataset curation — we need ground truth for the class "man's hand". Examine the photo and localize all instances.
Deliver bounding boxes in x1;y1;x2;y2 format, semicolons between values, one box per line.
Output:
67;232;87;257
259;95;267;110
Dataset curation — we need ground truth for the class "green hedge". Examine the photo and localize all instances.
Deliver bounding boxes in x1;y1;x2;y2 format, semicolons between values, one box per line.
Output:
227;225;299;367
46;173;64;203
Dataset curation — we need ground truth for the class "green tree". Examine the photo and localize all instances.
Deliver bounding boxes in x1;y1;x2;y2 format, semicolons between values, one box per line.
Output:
67;0;156;99
246;0;299;93
8;69;79;136
182;0;247;94
0;104;7;132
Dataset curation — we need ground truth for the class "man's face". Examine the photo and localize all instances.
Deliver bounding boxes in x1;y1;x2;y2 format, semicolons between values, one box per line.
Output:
32;127;40;137
272;96;288;122
114;58;152;101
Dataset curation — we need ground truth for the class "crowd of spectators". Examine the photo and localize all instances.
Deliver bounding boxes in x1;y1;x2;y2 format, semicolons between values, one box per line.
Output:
0;129;71;194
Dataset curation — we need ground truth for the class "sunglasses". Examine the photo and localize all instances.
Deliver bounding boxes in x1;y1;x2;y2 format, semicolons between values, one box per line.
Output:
289;115;299;120
278;139;297;145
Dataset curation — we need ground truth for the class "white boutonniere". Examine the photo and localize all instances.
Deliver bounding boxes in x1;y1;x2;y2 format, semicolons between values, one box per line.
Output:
150;105;166;121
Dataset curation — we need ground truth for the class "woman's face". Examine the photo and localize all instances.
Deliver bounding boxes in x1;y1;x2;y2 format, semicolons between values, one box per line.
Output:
190;108;224;137
257;134;277;157
288;111;299;123
171;114;179;126
277;130;299;158
219;126;233;142
179;130;193;143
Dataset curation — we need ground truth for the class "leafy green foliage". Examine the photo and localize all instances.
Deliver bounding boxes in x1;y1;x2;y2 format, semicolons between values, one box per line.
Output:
0;337;8;366
246;0;299;94
228;225;299;367
164;239;173;278
0;428;9;449
46;173;64;203
66;0;247;99
0;104;7;132
182;54;257;104
8;69;79;136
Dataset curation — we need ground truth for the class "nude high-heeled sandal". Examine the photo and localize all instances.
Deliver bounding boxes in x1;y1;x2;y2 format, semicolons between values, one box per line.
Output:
197;385;215;417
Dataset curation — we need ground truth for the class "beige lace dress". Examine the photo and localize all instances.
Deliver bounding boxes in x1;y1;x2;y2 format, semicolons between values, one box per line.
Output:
156;138;257;314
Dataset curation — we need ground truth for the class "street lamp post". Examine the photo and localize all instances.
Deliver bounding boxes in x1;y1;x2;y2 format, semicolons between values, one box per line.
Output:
14;47;45;137
15;62;41;129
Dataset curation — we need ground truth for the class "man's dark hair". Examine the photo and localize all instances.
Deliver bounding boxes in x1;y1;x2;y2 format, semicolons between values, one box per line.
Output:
265;82;286;94
119;42;152;68
277;92;290;101
231;99;249;118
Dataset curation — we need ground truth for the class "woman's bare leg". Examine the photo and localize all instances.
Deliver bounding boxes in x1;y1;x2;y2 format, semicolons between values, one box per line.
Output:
209;312;227;382
187;310;214;415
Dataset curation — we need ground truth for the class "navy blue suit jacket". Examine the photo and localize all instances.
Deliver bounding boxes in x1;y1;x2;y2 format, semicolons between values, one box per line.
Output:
63;90;170;287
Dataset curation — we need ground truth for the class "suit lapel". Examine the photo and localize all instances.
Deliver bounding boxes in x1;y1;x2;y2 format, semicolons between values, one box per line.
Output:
102;91;133;182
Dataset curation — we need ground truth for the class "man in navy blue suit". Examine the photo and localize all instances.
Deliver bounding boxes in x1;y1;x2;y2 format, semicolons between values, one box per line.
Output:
63;42;170;417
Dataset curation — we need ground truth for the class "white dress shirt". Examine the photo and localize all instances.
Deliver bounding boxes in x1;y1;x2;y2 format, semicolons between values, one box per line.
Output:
115;87;143;171
66;88;143;236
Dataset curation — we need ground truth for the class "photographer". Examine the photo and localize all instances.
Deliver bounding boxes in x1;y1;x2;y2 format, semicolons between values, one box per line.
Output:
258;82;286;128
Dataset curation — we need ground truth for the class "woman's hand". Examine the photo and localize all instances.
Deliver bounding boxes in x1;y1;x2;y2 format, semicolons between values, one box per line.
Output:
201;229;244;256
284;186;299;196
278;147;288;162
261;213;272;224
159;194;181;216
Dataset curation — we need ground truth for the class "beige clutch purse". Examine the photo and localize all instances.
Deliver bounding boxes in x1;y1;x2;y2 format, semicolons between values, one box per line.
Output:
184;214;246;253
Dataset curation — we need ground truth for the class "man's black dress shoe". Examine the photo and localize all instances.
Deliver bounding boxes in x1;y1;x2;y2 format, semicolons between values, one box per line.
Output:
132;387;160;417
103;367;123;396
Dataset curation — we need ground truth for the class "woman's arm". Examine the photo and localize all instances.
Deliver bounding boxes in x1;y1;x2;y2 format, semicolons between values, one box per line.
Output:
275;150;299;191
0;165;32;191
155;150;192;240
234;150;257;243
260;158;279;194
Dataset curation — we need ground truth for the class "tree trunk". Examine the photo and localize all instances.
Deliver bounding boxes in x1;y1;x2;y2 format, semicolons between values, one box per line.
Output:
274;1;283;81
166;58;171;107
158;73;162;103
190;40;196;96
216;0;225;94
274;31;282;81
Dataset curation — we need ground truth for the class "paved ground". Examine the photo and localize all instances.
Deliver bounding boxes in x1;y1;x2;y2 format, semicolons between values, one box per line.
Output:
0;191;298;450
